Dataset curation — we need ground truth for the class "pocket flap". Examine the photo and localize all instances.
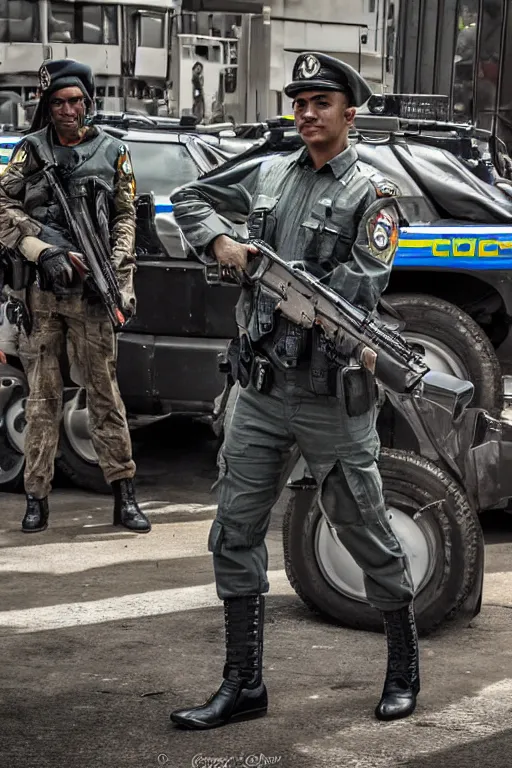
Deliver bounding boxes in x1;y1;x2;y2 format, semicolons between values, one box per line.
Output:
208;519;224;553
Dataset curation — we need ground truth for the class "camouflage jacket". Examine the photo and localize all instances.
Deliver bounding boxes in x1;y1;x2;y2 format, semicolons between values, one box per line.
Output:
0;124;137;308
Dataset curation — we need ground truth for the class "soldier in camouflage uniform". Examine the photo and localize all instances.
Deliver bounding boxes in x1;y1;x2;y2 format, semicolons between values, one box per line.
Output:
169;53;420;730
0;59;151;534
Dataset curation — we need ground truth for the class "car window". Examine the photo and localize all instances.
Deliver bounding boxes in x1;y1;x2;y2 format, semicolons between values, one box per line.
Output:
127;141;199;196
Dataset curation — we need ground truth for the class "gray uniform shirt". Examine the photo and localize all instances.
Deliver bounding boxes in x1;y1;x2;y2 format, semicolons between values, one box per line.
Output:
171;144;399;319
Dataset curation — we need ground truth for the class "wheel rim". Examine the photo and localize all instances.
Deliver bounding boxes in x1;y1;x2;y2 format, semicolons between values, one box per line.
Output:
5;395;26;453
62;389;99;465
0;375;26;484
314;506;437;603
403;332;468;379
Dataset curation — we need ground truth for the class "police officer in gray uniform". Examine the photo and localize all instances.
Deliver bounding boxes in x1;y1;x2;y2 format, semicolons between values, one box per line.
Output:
170;53;419;730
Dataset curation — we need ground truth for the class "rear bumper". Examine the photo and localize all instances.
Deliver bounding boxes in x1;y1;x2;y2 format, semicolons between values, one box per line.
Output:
117;332;229;416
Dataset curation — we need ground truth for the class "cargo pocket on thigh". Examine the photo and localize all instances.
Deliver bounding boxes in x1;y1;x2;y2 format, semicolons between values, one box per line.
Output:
208;517;266;553
208;519;225;553
317;461;360;527
211;447;228;492
214;518;268;550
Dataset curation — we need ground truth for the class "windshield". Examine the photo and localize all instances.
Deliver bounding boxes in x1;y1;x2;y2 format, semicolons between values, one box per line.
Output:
127;141;199;197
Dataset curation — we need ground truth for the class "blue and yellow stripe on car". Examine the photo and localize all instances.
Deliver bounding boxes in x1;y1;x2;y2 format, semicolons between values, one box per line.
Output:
395;225;512;270
0;137;20;175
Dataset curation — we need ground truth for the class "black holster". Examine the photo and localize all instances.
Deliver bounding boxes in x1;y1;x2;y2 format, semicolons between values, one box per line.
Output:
226;335;253;388
1;248;35;291
6;296;32;335
223;335;273;394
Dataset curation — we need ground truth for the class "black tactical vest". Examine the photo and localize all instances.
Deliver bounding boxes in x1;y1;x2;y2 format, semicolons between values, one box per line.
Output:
22;126;123;248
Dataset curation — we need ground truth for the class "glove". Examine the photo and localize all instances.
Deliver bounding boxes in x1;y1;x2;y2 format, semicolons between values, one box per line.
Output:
38;247;74;296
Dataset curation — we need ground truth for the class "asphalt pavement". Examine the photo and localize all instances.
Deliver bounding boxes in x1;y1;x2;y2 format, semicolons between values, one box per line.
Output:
2;419;512;768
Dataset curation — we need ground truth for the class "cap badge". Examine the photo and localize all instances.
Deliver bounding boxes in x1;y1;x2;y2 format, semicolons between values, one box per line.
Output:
297;54;321;79
39;65;51;91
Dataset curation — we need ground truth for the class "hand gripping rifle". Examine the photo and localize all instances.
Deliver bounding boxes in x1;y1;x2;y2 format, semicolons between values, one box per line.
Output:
206;239;429;394
42;166;126;330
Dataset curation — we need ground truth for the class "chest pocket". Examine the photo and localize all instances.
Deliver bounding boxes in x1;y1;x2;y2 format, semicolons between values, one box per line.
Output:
300;200;354;274
24;172;59;225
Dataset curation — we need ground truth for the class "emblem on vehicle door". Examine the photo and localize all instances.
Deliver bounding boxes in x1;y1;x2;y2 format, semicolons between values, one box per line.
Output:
297;55;321;79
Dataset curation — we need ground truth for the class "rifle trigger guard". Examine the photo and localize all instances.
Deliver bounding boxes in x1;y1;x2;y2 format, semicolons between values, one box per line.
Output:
243;255;270;285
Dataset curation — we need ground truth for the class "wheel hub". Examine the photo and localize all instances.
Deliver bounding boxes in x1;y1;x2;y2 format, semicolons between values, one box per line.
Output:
0;373;27;484
315;506;436;603
403;332;468;379
4;396;26;453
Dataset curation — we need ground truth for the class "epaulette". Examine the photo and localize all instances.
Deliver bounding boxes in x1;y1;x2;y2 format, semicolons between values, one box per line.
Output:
368;172;400;198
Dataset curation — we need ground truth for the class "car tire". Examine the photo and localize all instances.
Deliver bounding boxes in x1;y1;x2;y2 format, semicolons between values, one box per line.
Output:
55;388;110;494
386;293;502;416
56;429;110;494
282;448;484;636
0;363;27;492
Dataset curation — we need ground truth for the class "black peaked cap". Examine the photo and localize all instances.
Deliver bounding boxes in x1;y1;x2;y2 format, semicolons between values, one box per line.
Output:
29;59;95;132
38;58;95;101
284;52;372;107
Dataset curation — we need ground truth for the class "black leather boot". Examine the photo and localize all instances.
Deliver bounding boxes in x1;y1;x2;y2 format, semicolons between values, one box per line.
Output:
22;495;50;533
112;478;151;532
375;603;420;721
170;595;267;730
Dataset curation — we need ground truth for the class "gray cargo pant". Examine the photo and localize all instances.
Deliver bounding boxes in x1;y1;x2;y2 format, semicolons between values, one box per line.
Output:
18;286;135;498
210;370;414;611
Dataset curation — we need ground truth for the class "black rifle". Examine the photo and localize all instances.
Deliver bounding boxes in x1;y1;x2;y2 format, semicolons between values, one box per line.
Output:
42;166;126;330
205;239;429;394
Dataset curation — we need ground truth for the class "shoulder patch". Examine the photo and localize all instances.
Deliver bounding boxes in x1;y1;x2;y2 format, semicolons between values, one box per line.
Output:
118;146;133;176
116;146;136;199
10;145;27;166
366;206;399;264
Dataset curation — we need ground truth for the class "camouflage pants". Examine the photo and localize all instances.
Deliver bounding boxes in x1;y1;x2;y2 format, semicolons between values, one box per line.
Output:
211;370;414;611
19;286;135;498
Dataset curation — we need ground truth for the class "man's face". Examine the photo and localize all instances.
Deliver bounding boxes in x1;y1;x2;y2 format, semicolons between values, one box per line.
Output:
49;86;86;137
293;90;356;150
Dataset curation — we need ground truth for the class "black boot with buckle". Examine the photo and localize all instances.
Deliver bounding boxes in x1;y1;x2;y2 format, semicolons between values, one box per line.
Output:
112;478;151;532
375;603;420;721
170;594;267;730
22;495;50;533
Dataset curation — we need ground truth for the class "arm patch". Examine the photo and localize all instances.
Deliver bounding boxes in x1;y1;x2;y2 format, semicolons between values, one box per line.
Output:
116;146;136;199
8;144;28;168
366;206;399;264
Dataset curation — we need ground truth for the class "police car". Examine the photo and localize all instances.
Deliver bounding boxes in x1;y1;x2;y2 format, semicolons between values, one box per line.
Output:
0;121;252;498
0;136;21;174
0;122;250;259
120;127;234;257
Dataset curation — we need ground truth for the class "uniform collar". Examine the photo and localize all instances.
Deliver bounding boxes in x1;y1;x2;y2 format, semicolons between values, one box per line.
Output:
297;143;357;179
